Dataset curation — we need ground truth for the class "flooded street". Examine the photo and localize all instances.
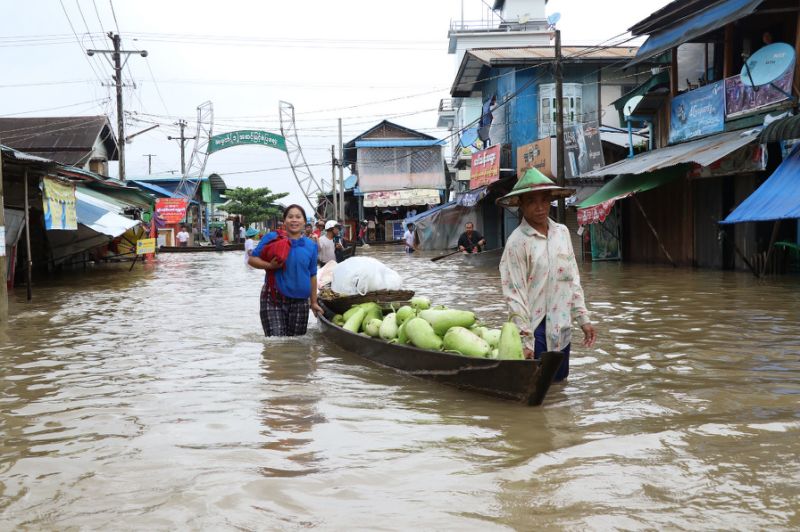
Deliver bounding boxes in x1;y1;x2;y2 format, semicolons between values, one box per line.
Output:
2;248;799;530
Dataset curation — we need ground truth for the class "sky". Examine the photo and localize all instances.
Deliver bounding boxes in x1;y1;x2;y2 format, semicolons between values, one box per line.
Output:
0;0;671;208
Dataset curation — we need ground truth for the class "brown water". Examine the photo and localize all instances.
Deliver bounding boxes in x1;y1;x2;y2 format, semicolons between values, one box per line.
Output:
1;248;799;530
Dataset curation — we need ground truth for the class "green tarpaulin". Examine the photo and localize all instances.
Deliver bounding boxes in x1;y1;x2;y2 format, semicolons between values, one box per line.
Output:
578;165;688;208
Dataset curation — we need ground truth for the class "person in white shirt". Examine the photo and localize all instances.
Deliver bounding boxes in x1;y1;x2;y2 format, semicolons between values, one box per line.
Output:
403;223;416;253
239;225;246;243
176;225;190;247
244;228;259;265
317;220;340;263
497;168;596;382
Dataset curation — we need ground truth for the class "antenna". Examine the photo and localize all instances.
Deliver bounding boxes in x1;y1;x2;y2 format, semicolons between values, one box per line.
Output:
740;42;795;98
623;95;644;119
547;12;561;29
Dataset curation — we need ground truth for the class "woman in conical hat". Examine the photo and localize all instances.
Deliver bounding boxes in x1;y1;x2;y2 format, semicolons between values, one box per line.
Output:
496;168;596;382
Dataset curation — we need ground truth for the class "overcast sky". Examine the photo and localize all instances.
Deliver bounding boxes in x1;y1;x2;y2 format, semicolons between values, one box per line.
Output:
1;0;670;208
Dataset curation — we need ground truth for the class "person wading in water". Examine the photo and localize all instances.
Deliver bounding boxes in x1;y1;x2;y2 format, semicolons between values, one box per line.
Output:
248;204;323;336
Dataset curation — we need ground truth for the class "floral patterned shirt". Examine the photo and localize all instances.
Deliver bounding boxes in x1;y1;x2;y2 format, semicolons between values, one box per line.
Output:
500;217;591;352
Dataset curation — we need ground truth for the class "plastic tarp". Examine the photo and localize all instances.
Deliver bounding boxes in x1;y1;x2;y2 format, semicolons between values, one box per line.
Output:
356;146;446;193
721;144;800;224
75;190;139;237
628;0;764;67
413;202;483;251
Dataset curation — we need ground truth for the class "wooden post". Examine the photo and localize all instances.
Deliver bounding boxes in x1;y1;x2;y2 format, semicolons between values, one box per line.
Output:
554;29;566;223
23;169;32;301
723;23;734;79
760;220;781;277
670;47;679;96
633;194;677;267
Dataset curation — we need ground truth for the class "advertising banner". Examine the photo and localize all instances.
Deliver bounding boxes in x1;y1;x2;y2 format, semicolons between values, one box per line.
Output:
470;144;501;189
363;189;440;207
42;177;77;230
577;199;616;226
136;238;156;255
155;198;189;224
208;130;287;153
725;68;793;118
517;138;553;178
669;80;725;144
565;121;605;179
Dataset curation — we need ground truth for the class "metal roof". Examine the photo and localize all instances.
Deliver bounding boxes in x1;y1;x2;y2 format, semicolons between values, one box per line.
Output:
452;46;639;96
355;139;445;148
580;128;762;178
0;144;55;164
0;116;119;165
759;113;800;143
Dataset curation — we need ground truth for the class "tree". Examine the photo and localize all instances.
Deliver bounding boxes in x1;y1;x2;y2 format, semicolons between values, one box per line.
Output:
223;187;289;224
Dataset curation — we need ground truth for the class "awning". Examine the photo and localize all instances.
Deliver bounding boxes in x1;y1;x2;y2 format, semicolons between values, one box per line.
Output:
579;128;761;179
628;0;764;67
612;71;671;117
759;113;800;143
721;144;800;224
578;166;687;209
355;139;445;148
457;186;487;207
405;201;457;225
76;190;140;238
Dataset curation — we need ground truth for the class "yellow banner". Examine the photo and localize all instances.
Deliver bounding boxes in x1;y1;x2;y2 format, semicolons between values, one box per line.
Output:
42;177;77;230
136;238;156;255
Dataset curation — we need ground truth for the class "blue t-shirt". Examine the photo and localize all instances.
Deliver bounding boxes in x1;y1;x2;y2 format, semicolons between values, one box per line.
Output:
253;233;318;299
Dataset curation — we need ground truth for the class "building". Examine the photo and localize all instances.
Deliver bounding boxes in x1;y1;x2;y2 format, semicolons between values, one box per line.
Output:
0;116;119;175
577;0;800;273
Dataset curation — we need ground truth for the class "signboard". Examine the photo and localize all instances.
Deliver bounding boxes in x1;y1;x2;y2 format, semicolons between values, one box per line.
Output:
207;130;287;154
363;189;440;208
669;80;725;144
155;198;189;224
136;238;156;255
565;121;605;178
578;199;616;226
470;144;501;189
517;138;553;178
42;177;77;230
725;68;793;118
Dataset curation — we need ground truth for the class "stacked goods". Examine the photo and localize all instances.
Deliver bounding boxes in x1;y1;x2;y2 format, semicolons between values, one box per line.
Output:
328;300;525;360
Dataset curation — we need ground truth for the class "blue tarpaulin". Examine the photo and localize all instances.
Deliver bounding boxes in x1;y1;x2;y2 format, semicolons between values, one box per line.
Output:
721;145;800;224
629;0;764;67
404;201;456;224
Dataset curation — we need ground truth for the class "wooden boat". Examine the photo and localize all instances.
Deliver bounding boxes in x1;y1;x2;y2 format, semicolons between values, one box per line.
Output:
359;239;403;246
318;243;357;266
318;304;563;406
159;243;244;253
460;247;503;268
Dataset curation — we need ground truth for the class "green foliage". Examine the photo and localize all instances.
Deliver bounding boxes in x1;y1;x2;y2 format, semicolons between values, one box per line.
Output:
223;187;289;224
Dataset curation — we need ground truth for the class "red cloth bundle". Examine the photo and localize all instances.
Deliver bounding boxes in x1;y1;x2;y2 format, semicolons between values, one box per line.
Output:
260;230;290;299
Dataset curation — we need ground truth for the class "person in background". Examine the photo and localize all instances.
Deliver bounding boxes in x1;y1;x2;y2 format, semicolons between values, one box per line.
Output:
331;222;346;262
496;168;597;383
457;222;486;254
176;225;190;247
244;228;259;265
304;223;315;240
213;227;224;250
312;220;324;238
403;223;416;253
239;225;247;243
358;220;368;245
318;220;338;263
248;204;322;336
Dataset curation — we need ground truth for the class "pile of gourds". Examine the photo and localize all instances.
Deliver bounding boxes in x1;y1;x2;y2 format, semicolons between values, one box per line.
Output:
330;296;525;360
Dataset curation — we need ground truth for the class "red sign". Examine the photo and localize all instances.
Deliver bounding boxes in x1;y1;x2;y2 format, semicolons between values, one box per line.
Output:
469;144;501;189
155;198;189;224
577;199;616;226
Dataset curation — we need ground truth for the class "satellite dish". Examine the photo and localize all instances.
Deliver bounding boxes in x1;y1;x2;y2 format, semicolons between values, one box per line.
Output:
344;174;358;191
623;95;644;119
460;127;479;148
741;42;795;87
547;12;561;27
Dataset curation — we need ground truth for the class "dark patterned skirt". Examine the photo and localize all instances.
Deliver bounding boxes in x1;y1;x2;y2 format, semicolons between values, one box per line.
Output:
259;284;310;337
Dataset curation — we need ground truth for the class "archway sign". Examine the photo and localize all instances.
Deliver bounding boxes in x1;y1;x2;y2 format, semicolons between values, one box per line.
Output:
207;130;287;154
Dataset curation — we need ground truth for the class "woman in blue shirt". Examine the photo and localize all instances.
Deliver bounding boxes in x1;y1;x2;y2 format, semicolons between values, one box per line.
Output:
248;204;322;336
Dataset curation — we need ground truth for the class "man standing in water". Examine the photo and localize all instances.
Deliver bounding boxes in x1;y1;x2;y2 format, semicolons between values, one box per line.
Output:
497;168;596;382
457;222;486;253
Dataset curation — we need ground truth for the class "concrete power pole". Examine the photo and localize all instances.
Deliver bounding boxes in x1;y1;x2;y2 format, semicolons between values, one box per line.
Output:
338;118;345;224
167;119;196;175
554;29;566;223
143;154;156;174
87;33;148;182
331;145;338;221
0;144;6;321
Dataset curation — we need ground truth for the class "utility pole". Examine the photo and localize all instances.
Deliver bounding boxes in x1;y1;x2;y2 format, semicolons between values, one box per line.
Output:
554;29;566;223
331;145;338;222
338;118;345;224
167;119;196;175
0;142;7;320
143;154;156;175
87;34;148;182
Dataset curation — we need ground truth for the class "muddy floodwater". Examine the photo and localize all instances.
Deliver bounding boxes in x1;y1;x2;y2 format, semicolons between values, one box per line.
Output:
1;247;799;530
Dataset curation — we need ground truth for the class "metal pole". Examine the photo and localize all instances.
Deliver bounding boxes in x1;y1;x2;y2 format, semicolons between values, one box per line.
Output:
23;169;32;300
0;143;7;320
143;154;156;174
554;29;566;223
331;145;338;221
112;33;125;182
338;118;345;225
167;119;196;177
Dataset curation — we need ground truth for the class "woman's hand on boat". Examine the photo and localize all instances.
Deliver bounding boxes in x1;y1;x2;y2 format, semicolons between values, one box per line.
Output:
310;301;323;316
581;323;597;347
523;347;534;359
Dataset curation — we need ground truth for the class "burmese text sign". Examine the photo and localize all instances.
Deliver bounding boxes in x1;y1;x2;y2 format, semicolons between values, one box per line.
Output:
208;130;287;154
155;198;189;224
669;80;725;144
136;238;156;255
470;144;501;189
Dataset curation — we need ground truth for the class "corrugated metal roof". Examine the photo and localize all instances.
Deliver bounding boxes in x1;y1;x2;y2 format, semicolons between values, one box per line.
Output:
0;144;54;164
469;46;639;63
580;128;761;178
0;116;118;165
355;139;445;148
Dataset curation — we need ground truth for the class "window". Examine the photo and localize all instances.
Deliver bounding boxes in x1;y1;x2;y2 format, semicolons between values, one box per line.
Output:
538;83;583;137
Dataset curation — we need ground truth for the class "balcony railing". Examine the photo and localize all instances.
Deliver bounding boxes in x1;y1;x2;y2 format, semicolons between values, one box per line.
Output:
438;99;456;114
448;18;546;33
